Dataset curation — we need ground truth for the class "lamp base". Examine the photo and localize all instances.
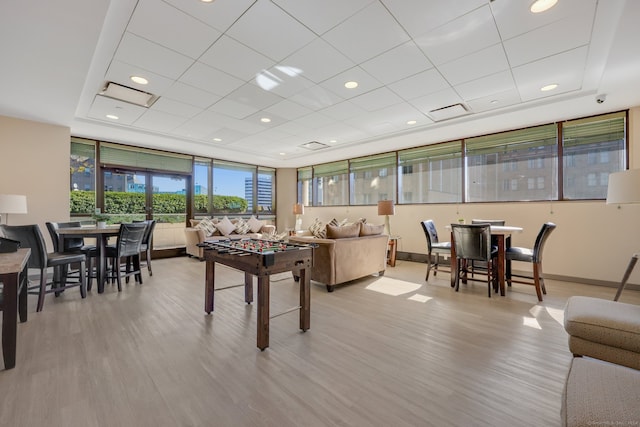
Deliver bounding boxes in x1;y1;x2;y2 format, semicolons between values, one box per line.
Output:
384;215;391;236
295;215;302;231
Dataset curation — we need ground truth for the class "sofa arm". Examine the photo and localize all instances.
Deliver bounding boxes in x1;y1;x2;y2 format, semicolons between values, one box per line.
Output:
184;227;206;258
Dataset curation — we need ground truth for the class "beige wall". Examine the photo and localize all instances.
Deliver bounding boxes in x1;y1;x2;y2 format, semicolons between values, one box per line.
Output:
0;115;70;249
275;168;297;232
292;105;640;287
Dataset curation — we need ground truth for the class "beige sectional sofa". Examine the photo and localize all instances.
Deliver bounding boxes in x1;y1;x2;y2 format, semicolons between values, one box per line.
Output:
184;217;275;259
561;296;640;426
289;221;389;292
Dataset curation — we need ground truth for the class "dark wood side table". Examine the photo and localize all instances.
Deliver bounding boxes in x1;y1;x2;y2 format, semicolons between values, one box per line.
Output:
1;248;30;370
387;236;399;267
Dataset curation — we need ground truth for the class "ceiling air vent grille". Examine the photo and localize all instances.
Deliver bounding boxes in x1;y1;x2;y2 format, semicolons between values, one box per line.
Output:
427;103;470;122
300;141;329;150
98;81;159;107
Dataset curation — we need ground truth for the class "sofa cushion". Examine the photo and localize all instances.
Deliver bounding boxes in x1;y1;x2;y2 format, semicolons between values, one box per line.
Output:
216;216;236;236
234;217;251;234
247;215;265;233
326;222;361;239
360;223;384;236
194;218;216;236
309;218;326;238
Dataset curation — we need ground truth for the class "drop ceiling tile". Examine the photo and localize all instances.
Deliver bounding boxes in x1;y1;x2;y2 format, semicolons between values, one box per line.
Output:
200;35;275;81
132;109;188;133
206;127;251;144
320;101;367;121
163;82;220;109
361;41;433;85
253;67;315;98
409;87;464;115
349;87;404;112
293;112;334;130
226;0;316;62
438;43;509;86
264;99;313;121
492;0;596;40
127;0;221;59
415;5;500;65
272;0;373;35
465;88;522;113
313;122;367;143
179;62;245;98
164;0;256;33
88;95;147;125
226;83;283;111
320;66;383;100
283;38;355;84
513;47;588;101
150;97;203;119
290;86;344;111
454;70;516;101
208;98;258;120
388;68;450;101
323;2;410;64
115;33;193;80
105;60;175;95
381;0;486;38
503;13;593;68
273;121;313;137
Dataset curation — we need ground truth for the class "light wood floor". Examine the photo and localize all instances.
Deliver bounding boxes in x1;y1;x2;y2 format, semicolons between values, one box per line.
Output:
1;257;638;427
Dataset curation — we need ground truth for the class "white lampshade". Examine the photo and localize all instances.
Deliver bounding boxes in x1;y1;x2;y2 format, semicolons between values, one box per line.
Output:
0;194;28;214
606;169;640;204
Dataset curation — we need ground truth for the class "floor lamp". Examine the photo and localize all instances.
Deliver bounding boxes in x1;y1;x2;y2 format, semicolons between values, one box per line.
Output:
0;194;28;225
606;169;640;301
293;203;304;230
377;200;395;236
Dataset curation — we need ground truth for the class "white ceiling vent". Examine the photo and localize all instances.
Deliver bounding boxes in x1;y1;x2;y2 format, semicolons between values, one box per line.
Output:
300;141;329;150
98;81;159;107
427;103;470;122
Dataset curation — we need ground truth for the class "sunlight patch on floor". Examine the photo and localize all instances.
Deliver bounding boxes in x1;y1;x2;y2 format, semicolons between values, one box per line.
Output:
523;316;542;329
545;306;565;326
366;277;423;296
407;294;433;303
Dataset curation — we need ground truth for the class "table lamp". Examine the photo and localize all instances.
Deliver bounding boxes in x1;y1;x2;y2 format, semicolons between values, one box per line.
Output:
0;194;28;225
606;169;640;300
293;203;304;230
377;200;395;236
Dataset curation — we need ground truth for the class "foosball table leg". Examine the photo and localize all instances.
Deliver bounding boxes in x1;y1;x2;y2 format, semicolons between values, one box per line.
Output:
299;268;310;332
257;276;270;351
244;271;253;304
205;261;215;314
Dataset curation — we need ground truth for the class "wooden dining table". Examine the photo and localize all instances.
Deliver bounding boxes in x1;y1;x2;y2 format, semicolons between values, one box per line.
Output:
448;225;523;296
57;225;120;294
1;248;30;370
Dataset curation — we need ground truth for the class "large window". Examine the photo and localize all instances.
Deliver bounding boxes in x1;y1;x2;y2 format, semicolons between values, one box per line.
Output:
297;167;312;206
562;112;626;200
398;141;462;203
70;138;96;215
350;153;396;205
465;124;558;202
313;161;349;206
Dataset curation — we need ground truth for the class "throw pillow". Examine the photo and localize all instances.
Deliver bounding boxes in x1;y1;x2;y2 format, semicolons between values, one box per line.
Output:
309;218;325;238
338;218;349;227
360;223;384;236
216;216;236;236
234;217;251;234
247;215;264;233
326;222;361;239
194;217;216;237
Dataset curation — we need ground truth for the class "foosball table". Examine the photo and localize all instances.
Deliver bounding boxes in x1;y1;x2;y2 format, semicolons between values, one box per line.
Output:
199;239;314;350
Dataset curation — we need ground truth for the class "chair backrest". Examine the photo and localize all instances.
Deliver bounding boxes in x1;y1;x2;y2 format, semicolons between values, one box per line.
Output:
532;222;556;263
116;223;147;258
0;224;47;268
451;223;492;262
471;219;505;226
46;221;84;252
134;219;156;245
420;220;439;252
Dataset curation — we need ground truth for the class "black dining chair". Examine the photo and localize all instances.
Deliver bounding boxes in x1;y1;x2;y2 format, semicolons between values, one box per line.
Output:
506;222;557;301
133;219;156;276
0;224;87;312
451;223;499;297
105;223;147;291
46;221;97;281
469;219;505;277
420;220;451;281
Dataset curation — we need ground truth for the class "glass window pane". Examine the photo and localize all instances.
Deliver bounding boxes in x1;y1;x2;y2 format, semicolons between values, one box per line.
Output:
103;170;147;223
152;175;187;249
465;124;558;202
193;159;210;216
349;153;396;205
313;161;349;206
213;160;253;214
70;138;96;215
297;166;312;206
562;111;626;200
257;167;275;214
398;141;462;203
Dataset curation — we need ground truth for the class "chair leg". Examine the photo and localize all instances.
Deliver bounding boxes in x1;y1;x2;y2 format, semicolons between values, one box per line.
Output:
36;269;47;312
454;262;461;292
115;258;123;292
79;260;87;299
146;248;152;276
87;257;93;291
433;254;439;277
426;251;432;281
533;262;543;301
135;255;143;284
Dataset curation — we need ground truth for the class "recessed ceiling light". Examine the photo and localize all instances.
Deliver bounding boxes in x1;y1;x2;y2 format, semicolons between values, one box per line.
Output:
344;81;358;89
106;114;119;120
213;138;222;142
200;0;215;3
541;83;558;92
279;152;286;156
407;120;417;125
329;139;337;143
530;0;558;13
130;76;148;85
260;117;271;123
